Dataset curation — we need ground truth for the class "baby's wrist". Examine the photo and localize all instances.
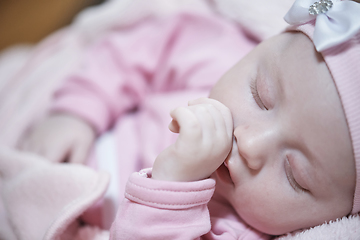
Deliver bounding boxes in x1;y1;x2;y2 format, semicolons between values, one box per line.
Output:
151;165;187;182
151;164;201;182
151;163;213;182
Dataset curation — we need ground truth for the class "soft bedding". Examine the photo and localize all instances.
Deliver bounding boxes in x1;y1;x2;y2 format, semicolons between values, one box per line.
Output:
0;0;359;239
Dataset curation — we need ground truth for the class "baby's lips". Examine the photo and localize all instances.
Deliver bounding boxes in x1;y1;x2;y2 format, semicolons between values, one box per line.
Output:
216;158;234;185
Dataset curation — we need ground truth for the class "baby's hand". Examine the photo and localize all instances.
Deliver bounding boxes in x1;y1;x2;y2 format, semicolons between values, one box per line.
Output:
152;98;233;182
19;114;96;164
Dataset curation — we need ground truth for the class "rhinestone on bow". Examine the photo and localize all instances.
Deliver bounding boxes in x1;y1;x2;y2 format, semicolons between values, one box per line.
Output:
309;0;333;15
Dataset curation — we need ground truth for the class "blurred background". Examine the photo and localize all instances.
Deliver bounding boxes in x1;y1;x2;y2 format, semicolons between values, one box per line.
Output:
0;0;291;146
0;0;104;51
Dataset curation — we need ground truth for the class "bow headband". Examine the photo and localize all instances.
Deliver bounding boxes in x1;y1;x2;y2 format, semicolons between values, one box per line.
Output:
284;0;360;51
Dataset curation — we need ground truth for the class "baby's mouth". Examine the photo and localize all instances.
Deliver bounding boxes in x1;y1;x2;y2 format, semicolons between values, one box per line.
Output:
216;156;234;185
219;140;240;185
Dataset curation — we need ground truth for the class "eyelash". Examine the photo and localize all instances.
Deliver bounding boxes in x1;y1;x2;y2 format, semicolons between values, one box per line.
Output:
250;78;268;110
285;156;306;193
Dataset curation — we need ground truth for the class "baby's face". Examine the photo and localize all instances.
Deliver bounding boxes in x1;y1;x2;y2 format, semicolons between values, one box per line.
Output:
209;32;356;235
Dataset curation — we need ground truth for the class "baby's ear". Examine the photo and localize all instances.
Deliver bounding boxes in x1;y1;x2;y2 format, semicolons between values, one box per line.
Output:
0;146;110;240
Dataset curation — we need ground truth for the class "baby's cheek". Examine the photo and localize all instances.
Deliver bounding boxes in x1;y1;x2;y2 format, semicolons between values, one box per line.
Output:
231;184;301;235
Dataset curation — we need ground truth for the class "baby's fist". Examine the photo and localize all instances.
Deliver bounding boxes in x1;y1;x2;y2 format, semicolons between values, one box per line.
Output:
152;98;233;182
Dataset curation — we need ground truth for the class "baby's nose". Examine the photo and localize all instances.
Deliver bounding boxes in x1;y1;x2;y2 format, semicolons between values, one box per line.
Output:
234;126;276;171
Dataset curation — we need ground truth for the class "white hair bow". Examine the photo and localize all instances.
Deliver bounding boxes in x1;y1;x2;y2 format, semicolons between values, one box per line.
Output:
284;0;360;51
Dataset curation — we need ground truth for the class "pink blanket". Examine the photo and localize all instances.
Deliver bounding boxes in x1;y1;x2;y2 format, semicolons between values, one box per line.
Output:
0;146;110;240
0;0;359;239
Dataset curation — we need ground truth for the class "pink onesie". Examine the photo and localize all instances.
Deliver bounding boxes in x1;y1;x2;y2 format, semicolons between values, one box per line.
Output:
52;12;269;239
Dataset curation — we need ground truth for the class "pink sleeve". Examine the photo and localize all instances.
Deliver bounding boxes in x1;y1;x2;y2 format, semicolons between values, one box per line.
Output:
51;13;256;133
109;169;270;240
109;169;216;240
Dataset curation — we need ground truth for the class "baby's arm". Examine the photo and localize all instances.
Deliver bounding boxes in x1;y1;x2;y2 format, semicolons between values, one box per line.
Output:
152;98;233;182
19;114;95;164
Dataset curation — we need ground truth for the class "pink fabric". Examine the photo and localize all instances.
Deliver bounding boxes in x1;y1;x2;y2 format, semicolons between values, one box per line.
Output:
110;169;269;240
0;146;110;240
51;13;256;134
287;22;360;214
323;33;360;214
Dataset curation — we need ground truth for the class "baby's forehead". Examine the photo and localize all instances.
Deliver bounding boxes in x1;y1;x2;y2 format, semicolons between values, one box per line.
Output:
257;32;317;62
251;32;329;89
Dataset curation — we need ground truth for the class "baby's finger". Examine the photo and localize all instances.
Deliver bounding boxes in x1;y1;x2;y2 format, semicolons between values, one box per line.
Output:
208;99;233;138
204;103;228;133
189;98;233;138
188;97;209;106
188;104;216;141
170;107;201;143
168;119;180;133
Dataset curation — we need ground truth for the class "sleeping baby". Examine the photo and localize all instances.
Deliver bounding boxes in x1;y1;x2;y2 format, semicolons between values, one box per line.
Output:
19;0;360;239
